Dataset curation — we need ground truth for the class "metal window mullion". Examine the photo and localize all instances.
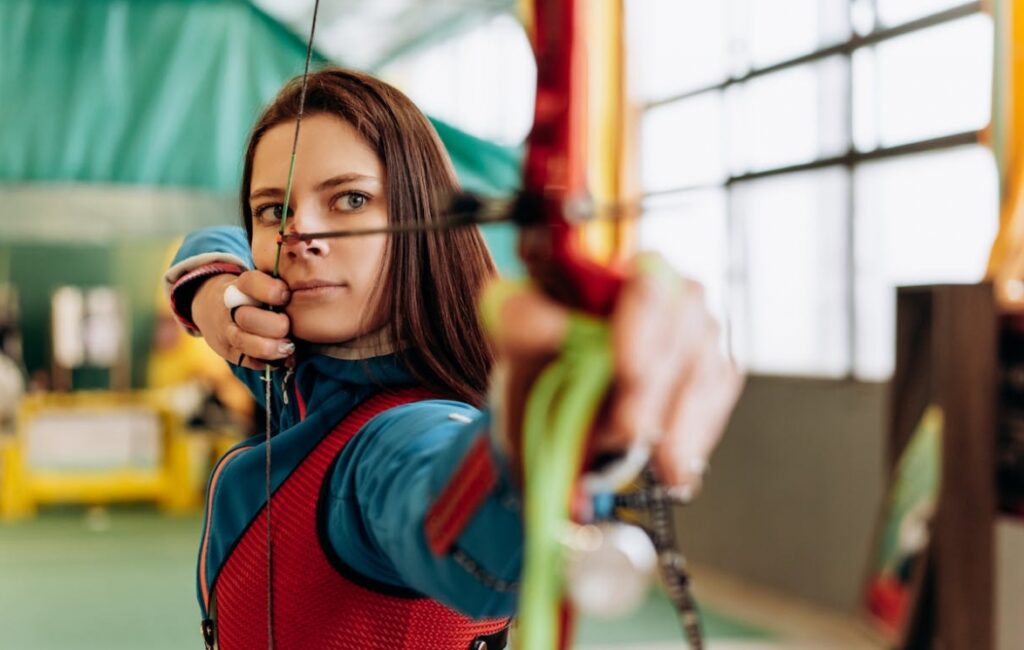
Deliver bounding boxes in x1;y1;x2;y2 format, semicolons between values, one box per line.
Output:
639;0;984;378
641;130;983;198
846;0;859;381
646;1;983;109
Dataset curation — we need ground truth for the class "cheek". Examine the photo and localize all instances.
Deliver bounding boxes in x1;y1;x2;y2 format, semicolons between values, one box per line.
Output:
346;235;388;289
339;236;388;331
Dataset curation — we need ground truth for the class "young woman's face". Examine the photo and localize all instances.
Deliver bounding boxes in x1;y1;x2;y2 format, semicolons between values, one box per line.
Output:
249;113;388;343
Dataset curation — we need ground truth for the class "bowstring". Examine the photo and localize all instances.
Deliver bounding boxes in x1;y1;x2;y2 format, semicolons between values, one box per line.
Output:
256;5;700;649
264;1;321;647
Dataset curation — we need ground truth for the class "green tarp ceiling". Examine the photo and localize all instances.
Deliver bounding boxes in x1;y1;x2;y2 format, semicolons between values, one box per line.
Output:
0;0;522;196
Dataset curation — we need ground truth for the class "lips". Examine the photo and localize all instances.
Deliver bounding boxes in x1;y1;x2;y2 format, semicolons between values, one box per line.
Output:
291;279;346;291
289;279;348;299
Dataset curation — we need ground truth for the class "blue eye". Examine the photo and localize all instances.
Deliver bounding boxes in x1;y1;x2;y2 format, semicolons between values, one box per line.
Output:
254;204;288;224
335;192;368;211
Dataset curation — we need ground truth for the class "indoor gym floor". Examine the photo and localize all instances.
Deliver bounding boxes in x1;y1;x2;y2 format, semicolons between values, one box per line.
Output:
0;506;872;649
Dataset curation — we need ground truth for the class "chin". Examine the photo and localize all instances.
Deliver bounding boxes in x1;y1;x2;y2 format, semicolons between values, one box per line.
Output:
290;316;361;344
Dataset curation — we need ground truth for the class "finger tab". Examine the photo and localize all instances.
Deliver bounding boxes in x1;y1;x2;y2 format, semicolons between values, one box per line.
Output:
223;283;260;310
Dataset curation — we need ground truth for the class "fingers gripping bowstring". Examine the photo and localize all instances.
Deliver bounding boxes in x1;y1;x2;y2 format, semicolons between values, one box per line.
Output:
263;2;321;647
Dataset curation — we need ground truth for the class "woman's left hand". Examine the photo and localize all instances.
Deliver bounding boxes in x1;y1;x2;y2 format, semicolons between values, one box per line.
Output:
485;254;744;497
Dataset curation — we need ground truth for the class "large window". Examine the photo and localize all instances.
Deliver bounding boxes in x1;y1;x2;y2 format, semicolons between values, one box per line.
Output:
379;13;535;146
628;0;997;379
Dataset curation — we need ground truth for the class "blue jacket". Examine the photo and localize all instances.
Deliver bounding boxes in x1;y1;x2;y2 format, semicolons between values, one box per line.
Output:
169;226;522;621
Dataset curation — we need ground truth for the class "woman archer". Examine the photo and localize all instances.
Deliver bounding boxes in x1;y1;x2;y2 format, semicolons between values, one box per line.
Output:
166;68;742;649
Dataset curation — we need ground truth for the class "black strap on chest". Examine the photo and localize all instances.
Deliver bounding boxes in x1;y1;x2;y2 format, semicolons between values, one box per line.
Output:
199;615;509;649
469;624;510;649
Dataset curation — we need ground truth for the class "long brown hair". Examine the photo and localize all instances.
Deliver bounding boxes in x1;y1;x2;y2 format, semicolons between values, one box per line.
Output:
240;68;497;405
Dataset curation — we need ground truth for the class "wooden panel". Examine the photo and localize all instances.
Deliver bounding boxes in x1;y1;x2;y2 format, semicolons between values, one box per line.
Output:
890;283;996;650
931;284;996;650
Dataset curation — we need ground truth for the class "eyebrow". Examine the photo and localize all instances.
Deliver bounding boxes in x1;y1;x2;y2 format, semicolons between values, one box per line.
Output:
314;173;380;192
249;173;381;202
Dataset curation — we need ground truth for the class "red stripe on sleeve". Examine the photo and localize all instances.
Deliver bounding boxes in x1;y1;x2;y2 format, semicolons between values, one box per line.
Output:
424;436;499;556
169;262;246;332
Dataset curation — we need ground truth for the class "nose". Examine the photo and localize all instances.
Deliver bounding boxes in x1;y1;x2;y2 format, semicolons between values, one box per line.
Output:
283;205;329;259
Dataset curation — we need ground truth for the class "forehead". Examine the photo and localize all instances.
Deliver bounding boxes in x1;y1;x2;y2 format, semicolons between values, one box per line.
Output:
252;113;382;185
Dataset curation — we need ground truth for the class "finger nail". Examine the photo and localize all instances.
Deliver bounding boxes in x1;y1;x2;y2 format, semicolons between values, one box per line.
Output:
667;485;696;504
280;289;291;303
278;341;295;355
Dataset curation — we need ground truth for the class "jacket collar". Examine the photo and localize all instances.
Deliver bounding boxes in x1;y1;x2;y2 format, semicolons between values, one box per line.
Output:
293;328;416;414
309;327;402;361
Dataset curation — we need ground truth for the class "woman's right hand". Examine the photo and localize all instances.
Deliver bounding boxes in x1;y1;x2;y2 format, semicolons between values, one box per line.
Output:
191;270;295;369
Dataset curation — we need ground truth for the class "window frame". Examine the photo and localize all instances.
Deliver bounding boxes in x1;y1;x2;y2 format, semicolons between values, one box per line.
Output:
635;0;989;380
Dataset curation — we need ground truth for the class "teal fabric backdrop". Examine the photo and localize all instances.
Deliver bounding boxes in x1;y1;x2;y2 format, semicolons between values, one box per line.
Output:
0;0;521;195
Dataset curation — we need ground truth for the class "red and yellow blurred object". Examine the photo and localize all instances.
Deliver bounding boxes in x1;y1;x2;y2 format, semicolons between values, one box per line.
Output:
0;391;198;520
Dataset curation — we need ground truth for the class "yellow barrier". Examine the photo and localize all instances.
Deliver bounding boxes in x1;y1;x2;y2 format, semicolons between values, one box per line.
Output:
0;391;201;520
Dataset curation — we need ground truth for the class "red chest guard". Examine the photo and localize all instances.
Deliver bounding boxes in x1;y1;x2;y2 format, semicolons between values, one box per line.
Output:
210;389;510;649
